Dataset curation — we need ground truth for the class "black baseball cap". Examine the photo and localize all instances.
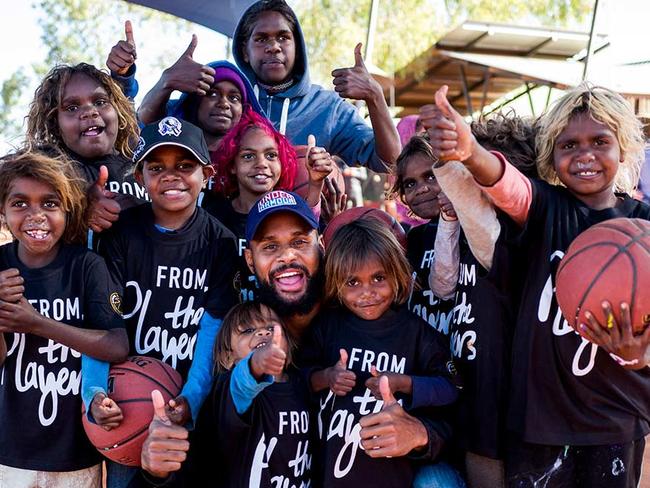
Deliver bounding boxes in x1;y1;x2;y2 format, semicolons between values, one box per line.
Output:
133;117;211;166
246;190;319;242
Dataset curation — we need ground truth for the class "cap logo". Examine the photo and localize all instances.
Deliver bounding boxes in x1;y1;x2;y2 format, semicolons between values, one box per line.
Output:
257;191;296;212
158;116;182;137
132;136;145;162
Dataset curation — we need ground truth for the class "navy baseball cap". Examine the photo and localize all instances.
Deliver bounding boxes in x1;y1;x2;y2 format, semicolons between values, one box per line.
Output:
133;116;211;166
246;191;319;242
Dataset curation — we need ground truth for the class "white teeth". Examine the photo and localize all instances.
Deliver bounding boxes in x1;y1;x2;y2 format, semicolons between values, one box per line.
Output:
164;189;183;195
26;230;49;240
255;342;267;349
276;271;299;278
578;171;597;176
253;175;269;181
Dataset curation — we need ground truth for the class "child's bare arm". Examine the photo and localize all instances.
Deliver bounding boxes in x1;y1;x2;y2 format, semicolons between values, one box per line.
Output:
0;298;128;362
0;333;6;366
310;349;356;395
364;365;412;399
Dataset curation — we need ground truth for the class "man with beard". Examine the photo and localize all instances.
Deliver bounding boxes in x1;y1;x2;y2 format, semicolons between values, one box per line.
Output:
141;192;451;484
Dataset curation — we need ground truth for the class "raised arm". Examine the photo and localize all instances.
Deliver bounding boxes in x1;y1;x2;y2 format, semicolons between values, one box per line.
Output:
331;43;400;167
425;86;532;226
138;35;216;125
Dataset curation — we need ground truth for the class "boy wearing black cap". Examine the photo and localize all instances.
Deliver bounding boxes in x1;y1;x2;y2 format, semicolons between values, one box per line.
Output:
81;117;238;487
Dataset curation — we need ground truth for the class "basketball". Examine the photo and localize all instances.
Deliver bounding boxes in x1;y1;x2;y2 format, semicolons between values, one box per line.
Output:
292;144;345;199
322;206;407;250
82;356;183;466
556;218;650;334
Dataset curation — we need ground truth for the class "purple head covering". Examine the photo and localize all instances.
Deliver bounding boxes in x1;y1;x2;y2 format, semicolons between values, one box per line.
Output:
213;67;248;105
396;115;419;147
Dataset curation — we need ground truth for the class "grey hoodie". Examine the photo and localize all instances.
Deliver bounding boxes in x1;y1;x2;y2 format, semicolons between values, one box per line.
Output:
233;1;388;172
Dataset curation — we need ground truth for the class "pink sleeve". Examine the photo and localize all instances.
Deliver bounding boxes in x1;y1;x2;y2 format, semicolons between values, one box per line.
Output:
310;199;321;221
478;151;532;226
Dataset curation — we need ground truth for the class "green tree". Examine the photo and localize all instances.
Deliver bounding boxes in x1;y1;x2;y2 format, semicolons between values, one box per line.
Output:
0;0;191;147
0;69;30;144
294;0;592;86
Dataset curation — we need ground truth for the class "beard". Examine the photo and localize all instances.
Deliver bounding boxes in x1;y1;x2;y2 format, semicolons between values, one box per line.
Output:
256;255;325;318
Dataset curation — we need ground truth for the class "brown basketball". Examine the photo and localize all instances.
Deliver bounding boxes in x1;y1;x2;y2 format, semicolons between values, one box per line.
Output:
291;145;345;199
82;356;183;466
556;218;650;334
322;206;407;250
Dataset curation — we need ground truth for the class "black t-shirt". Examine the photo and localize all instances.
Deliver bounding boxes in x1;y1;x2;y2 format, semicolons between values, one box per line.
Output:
507;180;650;445
0;242;124;471
301;306;450;487
69;152;150;210
201;191;258;303
183;370;314;487
96;204;238;379
450;225;515;459
406;222;455;335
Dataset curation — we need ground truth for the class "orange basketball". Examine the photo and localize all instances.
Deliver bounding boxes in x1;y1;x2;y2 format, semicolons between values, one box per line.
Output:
322;206;407;250
82;356;183;466
556;218;650;334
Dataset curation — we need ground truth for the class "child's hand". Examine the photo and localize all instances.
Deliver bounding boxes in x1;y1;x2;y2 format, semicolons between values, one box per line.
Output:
581;301;650;369
87;166;121;233
161;35;216;96
306;135;334;184
0;297;42;334
165;396;191;426
320;177;348;225
331;43;381;102
106;20;137;76
420;85;474;163
141;390;189;478
327;349;356;396
0;268;24;303
90;392;123;430
250;325;287;379
438;192;457;221
365;365;412;399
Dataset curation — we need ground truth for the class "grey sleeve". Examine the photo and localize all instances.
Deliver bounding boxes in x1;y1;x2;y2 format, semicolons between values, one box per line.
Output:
429;216;460;300
433;161;500;270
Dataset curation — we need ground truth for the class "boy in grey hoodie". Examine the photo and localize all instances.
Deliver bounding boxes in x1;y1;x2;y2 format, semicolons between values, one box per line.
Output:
115;0;400;172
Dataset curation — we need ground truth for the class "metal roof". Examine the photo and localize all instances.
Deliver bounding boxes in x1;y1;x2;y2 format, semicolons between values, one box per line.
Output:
436;21;608;59
377;21;650;117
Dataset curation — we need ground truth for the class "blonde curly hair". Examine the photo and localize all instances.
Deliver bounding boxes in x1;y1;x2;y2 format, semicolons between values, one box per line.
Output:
536;83;645;195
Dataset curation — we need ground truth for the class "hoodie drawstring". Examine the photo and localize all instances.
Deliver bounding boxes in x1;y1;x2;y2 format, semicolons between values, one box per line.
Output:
279;98;290;136
253;83;290;136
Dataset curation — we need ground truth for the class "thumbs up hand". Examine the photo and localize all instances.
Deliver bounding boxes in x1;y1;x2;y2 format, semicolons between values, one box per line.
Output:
107;20;137;75
305;134;334;184
141;390;190;478
325;349;357;396
358;376;428;458
160;34;216;96
419;85;475;163
364;365;412;400
331;42;381;102
250;325;287;379
87;165;121;233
